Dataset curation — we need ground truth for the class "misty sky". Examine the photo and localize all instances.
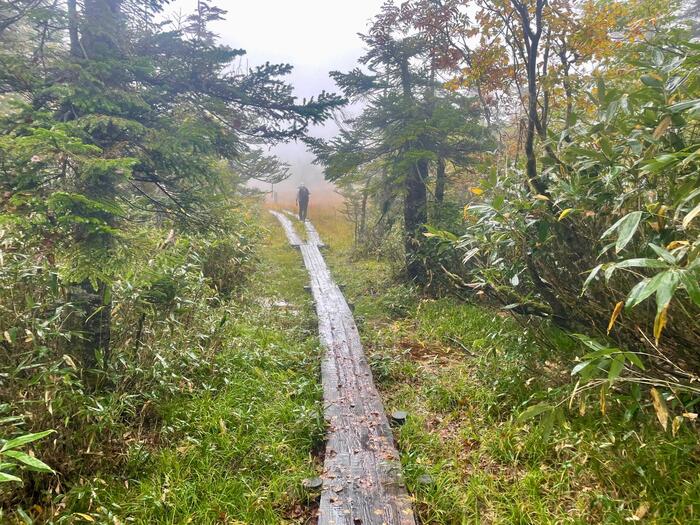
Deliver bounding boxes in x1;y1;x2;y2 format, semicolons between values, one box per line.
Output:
168;0;386;200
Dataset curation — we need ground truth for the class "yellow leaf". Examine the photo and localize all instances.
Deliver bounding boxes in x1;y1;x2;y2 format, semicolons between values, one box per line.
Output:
600;384;607;415
652;115;671;139
534;194;550;201
62;354;77;369
666;240;688;250
682;202;700;229
569;380;580;410
653;305;668;343
683;412;698;420
219;418;227;434
650;387;670;431
672;415;683;437
558;208;574;221
635;502;650;519
469;187;484;196
607;301;624;334
72;514;95;522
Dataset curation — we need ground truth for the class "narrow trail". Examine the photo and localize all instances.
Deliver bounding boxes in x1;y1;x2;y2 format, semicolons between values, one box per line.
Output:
270;211;416;525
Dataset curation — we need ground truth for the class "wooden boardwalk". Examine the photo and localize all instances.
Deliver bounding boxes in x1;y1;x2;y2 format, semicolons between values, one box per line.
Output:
270;210;416;525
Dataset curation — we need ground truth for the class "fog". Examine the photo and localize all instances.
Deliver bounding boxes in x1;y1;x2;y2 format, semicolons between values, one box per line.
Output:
167;0;385;203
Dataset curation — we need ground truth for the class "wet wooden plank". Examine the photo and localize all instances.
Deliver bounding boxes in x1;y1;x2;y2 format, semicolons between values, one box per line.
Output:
304;221;326;248
269;210;303;247
280;209;325;248
270;210;416;525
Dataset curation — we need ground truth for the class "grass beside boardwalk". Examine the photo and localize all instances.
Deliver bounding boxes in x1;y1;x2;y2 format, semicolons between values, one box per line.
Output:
310;206;700;525
75;211;324;524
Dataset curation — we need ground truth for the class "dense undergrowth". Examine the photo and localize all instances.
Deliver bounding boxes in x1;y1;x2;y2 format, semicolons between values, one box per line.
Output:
1;1;339;521
1;210;324;523
313;0;700;436
313;207;700;524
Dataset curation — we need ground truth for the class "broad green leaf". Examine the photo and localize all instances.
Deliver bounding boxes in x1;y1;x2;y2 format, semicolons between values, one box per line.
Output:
655;271;680;312
679;272;700;306
583;348;621;360
669;98;700;113
0;472;22;483
571;360;593;376
641;74;663;88
1;430;55;452
625;279;649;309
604;264;616;282
517;402;552;422
648;243;676;264
608;354;625;384
601;215;624;239
581;264;603;293
614;258;669;269
540;409;555;439
572;333;606;352
615;211;643;253
653;48;664;66
2;450;54;473
623;352;645;370
626;271;672;309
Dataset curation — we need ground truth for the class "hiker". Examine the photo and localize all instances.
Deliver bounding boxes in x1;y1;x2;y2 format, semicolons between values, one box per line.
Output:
296;183;310;221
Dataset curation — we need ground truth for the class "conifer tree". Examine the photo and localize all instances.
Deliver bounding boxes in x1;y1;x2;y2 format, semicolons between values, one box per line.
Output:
311;5;490;281
0;0;343;373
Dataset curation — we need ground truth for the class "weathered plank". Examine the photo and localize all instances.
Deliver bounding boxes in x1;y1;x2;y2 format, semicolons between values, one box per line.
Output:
304;220;326;248
269;210;303;247
281;209;325;248
270;210;416;525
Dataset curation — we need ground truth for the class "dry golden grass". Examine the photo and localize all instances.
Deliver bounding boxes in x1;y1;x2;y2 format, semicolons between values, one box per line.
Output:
265;198;355;253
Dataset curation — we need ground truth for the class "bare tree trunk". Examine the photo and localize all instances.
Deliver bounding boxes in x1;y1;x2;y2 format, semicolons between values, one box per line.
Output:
398;52;429;282
69;280;111;370
512;0;549;196
435;157;446;205
67;0;81;57
82;0;123;57
510;0;571;325
359;177;371;240
404;159;428;281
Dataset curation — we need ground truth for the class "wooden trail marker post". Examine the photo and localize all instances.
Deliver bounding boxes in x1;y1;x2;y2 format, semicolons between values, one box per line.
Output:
270;210;416;525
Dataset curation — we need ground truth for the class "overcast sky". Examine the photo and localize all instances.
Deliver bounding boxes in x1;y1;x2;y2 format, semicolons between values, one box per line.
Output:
168;0;385;201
